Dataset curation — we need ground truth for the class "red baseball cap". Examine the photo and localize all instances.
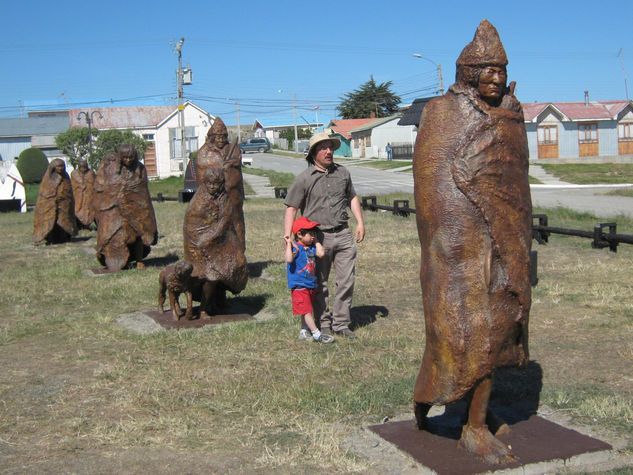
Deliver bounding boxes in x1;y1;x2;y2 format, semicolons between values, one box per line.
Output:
292;216;320;235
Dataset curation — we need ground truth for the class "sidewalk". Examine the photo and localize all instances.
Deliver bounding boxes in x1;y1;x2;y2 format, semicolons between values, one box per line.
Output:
243;172;275;198
528;164;570;185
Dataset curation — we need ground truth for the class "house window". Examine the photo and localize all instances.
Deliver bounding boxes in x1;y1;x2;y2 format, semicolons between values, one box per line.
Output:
354;137;359;148
578;123;598;143
365;135;371;147
169;127;197;158
618;122;633;141
537;125;557;145
142;134;155;141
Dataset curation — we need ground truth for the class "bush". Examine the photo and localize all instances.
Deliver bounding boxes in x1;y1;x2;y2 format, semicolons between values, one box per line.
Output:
17;148;49;184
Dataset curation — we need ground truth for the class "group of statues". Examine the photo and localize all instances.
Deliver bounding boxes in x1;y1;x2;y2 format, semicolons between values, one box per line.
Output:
33;117;248;319
30;19;534;466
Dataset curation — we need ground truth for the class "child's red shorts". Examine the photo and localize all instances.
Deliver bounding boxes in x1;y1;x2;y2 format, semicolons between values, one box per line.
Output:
291;288;316;315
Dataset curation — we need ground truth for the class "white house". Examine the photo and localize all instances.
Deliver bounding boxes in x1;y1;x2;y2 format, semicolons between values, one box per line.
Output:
69;102;214;178
349;115;417;159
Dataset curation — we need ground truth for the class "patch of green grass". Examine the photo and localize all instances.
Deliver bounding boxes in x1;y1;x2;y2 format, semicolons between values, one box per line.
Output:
242;168;296;188
606;186;633;197
148;175;183;196
540;163;633;184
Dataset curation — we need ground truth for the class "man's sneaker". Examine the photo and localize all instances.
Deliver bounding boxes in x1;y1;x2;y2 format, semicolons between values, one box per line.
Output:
335;328;357;339
321;327;332;336
315;333;335;344
298;329;310;340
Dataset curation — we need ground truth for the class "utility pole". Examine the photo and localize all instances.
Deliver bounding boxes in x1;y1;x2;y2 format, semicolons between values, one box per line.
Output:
293;93;299;153
76;110;103;165
236;102;241;143
175;38;186;170
618;49;630;100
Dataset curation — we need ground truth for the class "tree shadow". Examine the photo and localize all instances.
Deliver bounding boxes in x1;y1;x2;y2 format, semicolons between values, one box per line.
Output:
350;305;389;330
144;253;180;268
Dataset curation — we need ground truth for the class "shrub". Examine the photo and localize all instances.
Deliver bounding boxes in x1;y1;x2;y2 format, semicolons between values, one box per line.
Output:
17;148;49;184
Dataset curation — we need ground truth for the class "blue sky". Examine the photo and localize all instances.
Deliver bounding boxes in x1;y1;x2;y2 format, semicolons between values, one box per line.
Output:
1;0;631;127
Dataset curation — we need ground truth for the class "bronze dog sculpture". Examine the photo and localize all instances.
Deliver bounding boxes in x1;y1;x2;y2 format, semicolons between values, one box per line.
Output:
158;261;194;321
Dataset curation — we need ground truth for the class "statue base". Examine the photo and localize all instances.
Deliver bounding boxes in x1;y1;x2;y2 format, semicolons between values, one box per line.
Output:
144;308;253;329
368;414;613;474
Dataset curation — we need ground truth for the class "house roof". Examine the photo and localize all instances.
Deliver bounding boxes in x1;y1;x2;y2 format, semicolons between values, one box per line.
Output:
349;114;401;134
69;105;175;129
0;116;69;137
398;97;434;127
523;100;632;122
327;118;374;140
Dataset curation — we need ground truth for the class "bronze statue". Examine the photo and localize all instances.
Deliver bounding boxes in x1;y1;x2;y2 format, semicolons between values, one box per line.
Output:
412;20;532;464
94;145;158;271
158;261;194;321
70;159;95;229
33;158;77;244
183;117;248;318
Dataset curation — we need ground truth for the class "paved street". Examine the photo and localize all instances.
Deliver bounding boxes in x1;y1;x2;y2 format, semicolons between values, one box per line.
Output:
243;152;633;219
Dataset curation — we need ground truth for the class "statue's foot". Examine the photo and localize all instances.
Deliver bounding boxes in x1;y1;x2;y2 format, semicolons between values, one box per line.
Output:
458;424;516;465
414;402;431;430
486;409;510;436
136;261;146;270
200;311;212;320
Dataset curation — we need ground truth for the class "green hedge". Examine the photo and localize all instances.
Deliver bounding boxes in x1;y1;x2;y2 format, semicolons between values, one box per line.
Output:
17;148;49;184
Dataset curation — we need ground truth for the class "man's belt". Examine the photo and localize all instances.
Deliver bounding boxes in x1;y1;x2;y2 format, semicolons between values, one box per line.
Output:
321;223;348;233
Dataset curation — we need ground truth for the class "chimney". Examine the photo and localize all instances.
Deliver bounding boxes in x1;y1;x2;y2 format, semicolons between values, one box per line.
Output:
584;90;589;106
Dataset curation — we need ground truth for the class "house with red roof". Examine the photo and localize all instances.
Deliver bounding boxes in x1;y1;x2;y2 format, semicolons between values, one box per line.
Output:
523;99;633;160
69;101;214;178
324;118;374;157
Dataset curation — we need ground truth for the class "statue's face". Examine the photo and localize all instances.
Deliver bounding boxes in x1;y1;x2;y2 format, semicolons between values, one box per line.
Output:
477;66;507;105
79;162;88;172
55;164;64;175
211;133;228;149
121;153;136;168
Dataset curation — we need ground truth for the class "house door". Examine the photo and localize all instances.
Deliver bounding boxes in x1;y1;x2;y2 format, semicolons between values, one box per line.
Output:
537;125;558;159
618;122;633;155
144;143;158;177
578;123;599;157
361;138;366;158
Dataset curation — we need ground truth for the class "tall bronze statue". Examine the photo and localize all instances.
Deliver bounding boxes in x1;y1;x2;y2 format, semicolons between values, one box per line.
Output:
94;146;158;271
70;159;95;229
183;117;248;318
33;158;77;244
412;20;532;464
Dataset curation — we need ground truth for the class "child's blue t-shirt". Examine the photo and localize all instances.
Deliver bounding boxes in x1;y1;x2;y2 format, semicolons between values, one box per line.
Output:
287;242;318;289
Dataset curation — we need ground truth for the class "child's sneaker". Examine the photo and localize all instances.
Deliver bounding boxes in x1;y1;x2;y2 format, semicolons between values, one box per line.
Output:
315;333;335;344
298;329;310;340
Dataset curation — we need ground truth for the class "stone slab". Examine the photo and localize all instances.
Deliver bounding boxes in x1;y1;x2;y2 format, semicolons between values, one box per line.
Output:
144;309;254;329
368;415;612;474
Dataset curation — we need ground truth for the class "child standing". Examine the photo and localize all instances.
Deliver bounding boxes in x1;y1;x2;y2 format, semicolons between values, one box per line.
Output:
284;216;334;344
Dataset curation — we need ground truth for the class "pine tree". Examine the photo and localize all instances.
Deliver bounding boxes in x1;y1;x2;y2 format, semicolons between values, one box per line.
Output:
337;76;401;119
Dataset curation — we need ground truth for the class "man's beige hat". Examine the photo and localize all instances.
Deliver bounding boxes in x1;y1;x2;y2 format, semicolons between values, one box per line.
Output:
306;132;341;158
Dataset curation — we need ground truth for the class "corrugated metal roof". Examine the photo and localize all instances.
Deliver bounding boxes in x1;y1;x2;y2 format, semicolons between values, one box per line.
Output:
0;116;69;137
398;97;434;127
328;118;374;139
69;105;176;129
349;114;401;134
523;100;632;122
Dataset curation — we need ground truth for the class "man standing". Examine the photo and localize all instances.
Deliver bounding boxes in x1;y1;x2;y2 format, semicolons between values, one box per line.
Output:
284;133;365;338
412;20;531;464
386;142;393;161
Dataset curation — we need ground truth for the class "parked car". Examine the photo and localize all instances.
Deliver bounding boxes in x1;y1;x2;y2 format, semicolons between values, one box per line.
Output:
239;137;271;154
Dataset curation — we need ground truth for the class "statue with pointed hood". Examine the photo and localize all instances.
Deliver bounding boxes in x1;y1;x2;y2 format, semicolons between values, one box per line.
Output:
183;117;248;318
70;159;96;229
412;20;532;464
33;158;77;244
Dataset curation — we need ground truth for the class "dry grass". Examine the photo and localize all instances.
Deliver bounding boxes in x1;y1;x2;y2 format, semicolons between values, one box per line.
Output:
0;196;632;472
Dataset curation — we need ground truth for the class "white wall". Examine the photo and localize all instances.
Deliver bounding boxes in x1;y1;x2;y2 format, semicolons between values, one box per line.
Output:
351;118;417;159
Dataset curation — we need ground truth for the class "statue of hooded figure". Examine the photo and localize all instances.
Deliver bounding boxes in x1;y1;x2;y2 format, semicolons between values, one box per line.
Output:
70;159;96;229
183;117;248;318
33;158;77;244
412;20;532;464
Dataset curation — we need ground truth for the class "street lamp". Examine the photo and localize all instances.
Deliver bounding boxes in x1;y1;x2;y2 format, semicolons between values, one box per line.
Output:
76;110;103;164
412;53;444;95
